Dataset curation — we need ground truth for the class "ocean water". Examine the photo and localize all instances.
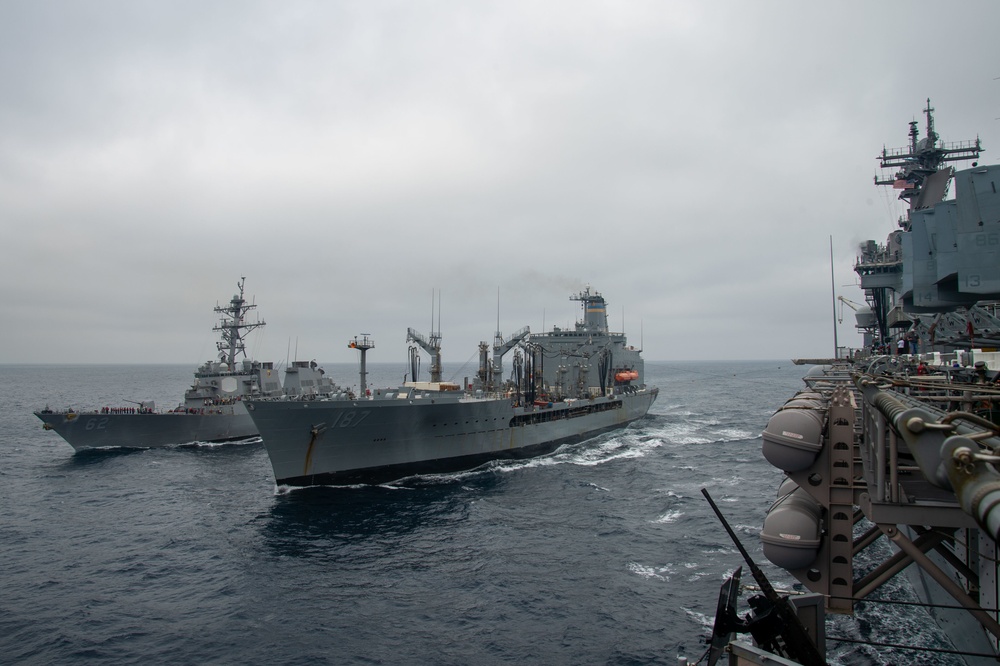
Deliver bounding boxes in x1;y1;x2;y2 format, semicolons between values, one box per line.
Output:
0;361;966;665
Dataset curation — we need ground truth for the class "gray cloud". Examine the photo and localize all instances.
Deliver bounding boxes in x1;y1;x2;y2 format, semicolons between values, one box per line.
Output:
2;1;998;365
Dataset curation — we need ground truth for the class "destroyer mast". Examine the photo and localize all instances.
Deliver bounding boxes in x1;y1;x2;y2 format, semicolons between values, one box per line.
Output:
214;277;265;367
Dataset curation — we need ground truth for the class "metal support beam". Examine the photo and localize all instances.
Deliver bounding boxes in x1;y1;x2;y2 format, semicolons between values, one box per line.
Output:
852;524;884;556
881;524;1000;641
916;528;980;591
853;529;947;600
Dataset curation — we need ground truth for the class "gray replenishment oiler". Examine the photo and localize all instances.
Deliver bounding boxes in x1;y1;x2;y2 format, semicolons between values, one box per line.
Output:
694;102;1000;665
35;278;339;451
246;287;658;486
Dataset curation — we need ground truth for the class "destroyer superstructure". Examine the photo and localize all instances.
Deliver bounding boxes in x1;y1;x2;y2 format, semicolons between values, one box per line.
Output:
35;278;338;450
246;287;657;486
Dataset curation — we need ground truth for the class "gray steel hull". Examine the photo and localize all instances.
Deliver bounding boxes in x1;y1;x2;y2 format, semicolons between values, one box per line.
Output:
247;388;658;486
33;404;258;451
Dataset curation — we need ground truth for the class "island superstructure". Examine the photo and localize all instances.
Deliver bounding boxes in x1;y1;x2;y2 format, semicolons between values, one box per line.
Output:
699;102;1000;664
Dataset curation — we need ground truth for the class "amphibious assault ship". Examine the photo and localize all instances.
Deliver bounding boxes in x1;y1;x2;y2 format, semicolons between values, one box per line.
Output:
35;278;338;451
697;103;1000;664
246;287;658;486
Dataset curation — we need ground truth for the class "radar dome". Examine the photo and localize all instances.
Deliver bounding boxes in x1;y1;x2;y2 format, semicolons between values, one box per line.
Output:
855;306;875;328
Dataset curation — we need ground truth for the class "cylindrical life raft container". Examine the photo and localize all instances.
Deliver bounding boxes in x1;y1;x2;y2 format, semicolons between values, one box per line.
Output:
761;391;826;472
760;478;822;570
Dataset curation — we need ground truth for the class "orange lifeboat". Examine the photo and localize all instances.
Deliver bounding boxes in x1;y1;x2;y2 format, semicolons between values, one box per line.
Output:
614;370;639;382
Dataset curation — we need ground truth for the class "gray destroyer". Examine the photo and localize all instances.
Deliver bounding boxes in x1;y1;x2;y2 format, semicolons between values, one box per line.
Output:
246;287;658;486
35;278;338;451
698;103;1000;664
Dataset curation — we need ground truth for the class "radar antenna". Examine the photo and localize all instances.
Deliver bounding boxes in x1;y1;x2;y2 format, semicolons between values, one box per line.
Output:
213;277;265;367
875;98;982;218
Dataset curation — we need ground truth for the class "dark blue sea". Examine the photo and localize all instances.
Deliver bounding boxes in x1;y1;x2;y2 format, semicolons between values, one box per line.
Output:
0;361;965;664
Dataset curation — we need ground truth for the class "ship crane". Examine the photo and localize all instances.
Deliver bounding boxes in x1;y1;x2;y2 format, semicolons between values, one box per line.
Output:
837;296;871;324
493;326;530;380
408;289;444;383
406;328;442;383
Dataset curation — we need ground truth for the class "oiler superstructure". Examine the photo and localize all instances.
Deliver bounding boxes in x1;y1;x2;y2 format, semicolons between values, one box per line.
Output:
246;287;657;487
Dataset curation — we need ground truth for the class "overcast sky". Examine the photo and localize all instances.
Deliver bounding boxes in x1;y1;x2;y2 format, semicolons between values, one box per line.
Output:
2;1;998;366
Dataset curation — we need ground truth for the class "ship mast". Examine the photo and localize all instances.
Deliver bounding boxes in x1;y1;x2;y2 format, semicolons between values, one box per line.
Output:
857;101;983;346
874;98;982;227
213;277;265;367
349;334;375;394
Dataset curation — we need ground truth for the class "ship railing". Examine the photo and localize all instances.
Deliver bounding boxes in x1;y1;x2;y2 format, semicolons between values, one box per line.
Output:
879;145;915;160
194;369;257;380
835;346;861;361
855;371;1000;512
941;138;983;153
855;253;900;267
840;370;1000;646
